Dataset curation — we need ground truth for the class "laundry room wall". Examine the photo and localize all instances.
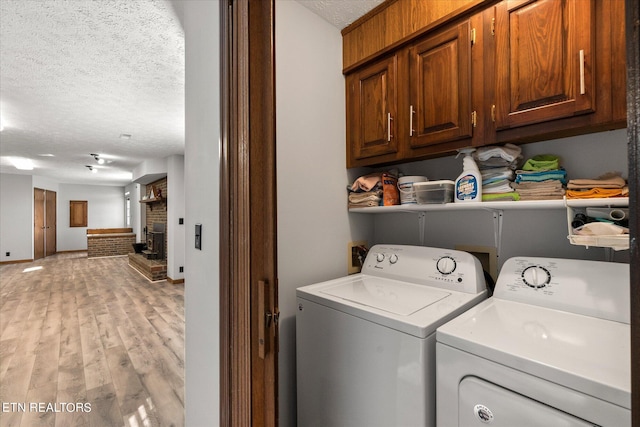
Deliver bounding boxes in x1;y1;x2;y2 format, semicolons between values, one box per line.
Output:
275;1;374;426
371;129;630;267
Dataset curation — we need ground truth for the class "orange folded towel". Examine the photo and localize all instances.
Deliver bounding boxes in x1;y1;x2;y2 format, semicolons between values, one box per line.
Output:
566;187;628;199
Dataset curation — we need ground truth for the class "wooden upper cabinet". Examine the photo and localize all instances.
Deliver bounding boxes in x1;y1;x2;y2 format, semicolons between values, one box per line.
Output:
408;20;473;149
494;0;595;129
346;54;401;165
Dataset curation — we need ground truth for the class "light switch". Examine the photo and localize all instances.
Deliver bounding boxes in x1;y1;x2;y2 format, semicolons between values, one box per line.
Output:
195;223;202;250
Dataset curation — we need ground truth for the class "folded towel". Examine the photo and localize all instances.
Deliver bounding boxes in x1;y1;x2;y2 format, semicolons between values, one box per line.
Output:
348;190;382;204
515;168;567;184
566;187;629;199
521;154;560;171
567;172;626;189
350;173;381;192
475;143;522;162
483;181;515;193
482;192;521;202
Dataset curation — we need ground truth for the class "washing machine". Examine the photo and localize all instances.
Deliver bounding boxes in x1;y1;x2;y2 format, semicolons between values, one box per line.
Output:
436;256;630;427
296;244;488;427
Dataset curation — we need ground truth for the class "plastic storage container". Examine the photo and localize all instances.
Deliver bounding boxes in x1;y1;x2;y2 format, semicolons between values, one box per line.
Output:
398;175;428;205
414;180;455;204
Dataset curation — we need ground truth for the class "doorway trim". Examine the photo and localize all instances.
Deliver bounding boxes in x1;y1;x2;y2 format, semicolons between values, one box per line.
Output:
220;0;279;426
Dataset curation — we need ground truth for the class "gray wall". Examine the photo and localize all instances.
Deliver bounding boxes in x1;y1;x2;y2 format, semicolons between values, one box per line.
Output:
275;2;374;425
167;154;185;281
0;173;33;261
0;174;126;259
57;183;126;251
373;129;630;266
183;1;220;425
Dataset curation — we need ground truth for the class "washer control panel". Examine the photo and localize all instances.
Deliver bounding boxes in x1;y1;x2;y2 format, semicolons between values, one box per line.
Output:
362;245;485;294
493;257;629;323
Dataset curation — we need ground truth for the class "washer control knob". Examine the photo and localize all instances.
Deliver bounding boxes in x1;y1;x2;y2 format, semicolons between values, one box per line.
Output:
522;265;551;288
389;254;398;264
436;256;456;275
376;253;385;263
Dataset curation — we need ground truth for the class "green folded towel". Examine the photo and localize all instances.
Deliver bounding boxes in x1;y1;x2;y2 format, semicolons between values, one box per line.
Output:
521;154;560;171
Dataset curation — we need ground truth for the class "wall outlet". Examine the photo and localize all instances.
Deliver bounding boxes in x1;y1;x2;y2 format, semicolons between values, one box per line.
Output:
347;241;368;275
179;266;184;273
5;252;9;257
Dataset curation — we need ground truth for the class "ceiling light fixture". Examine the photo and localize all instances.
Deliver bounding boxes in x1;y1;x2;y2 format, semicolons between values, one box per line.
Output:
119;133;132;140
90;153;105;164
9;157;34;170
86;165;97;173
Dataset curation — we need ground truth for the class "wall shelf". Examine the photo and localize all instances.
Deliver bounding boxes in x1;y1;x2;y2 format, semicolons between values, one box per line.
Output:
139;197;165;210
349;197;630;253
348;197;629;213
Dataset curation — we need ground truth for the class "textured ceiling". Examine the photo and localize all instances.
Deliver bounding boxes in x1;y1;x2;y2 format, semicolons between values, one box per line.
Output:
0;0;380;187
0;0;184;186
296;0;385;29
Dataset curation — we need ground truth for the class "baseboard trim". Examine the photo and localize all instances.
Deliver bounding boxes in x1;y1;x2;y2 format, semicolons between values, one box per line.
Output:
56;250;88;254
167;277;185;285
0;259;33;265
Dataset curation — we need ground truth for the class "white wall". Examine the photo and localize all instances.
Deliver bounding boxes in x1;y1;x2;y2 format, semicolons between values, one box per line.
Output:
275;2;374;426
373;129;630;266
125;182;145;243
167;154;185;281
57;183;126;251
132;157;167;182
183;2;220;425
0;173;33;262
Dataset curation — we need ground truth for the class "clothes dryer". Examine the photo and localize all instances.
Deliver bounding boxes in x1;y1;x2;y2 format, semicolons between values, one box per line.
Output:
296;244;487;427
437;257;630;427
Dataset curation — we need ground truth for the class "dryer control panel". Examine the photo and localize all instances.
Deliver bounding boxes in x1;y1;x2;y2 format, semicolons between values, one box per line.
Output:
361;244;486;294
494;257;629;324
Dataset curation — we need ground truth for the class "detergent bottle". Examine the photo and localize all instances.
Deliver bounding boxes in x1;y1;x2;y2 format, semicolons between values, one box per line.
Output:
454;148;482;202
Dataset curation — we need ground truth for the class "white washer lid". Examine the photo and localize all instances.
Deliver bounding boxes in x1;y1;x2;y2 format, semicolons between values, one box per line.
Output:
321;276;449;315
436;298;630;409
297;274;486;338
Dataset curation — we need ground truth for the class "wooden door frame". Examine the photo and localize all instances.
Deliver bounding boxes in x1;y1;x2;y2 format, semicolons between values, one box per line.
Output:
45;190;57;257
220;0;278;426
34;188;45;260
626;0;639;424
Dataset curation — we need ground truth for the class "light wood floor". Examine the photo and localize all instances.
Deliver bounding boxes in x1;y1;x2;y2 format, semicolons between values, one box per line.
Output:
0;253;184;427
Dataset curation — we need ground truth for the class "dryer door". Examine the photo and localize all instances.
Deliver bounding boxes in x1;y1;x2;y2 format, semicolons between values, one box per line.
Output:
459;377;596;426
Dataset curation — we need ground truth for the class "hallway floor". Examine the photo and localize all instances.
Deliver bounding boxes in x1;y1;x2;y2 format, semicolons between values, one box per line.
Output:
0;253;184;427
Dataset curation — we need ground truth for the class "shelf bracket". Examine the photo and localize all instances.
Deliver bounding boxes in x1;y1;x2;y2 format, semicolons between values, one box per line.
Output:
493;210;504;259
418;212;426;246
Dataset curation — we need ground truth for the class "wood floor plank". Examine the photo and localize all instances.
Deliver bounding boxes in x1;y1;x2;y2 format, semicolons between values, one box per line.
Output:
86;383;122;427
0;338;17;382
20;382;57;427
104;345;149;418
77;308;112;390
28;332;61;390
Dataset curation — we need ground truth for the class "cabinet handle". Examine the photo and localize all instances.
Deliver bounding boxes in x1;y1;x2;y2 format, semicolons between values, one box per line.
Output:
387;113;393;142
579;49;585;95
409;105;415;137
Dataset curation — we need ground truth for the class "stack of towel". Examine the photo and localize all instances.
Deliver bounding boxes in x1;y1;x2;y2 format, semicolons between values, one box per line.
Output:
566;172;628;199
474;143;522;202
510;155;567;200
347;171;399;208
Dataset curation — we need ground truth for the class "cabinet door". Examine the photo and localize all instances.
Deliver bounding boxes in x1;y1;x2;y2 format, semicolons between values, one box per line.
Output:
408;20;473;149
346;55;399;166
495;0;595;129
